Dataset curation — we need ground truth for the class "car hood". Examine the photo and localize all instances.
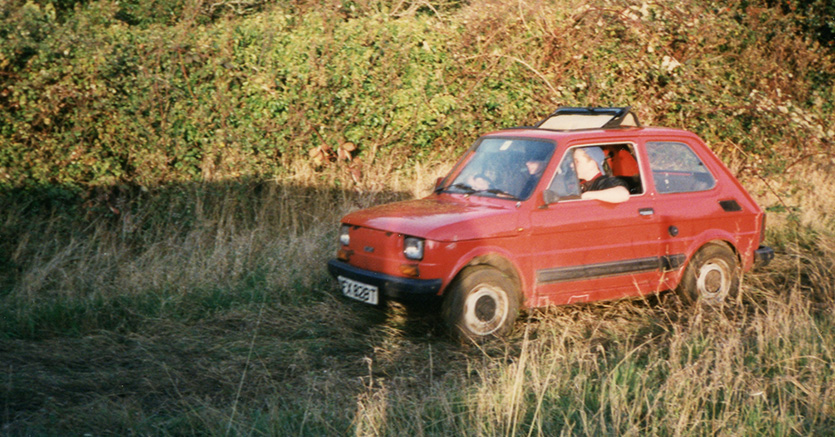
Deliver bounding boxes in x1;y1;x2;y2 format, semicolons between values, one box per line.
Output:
342;196;520;242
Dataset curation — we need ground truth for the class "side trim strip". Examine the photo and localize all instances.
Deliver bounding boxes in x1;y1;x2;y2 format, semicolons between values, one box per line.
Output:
536;254;686;284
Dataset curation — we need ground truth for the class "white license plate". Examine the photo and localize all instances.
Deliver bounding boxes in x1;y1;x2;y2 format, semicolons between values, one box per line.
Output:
338;276;379;305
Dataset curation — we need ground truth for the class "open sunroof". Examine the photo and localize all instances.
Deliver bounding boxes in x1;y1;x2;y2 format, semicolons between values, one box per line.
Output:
534;107;641;130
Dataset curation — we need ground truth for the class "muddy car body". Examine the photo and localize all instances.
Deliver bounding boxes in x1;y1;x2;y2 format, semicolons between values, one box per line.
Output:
328;107;774;339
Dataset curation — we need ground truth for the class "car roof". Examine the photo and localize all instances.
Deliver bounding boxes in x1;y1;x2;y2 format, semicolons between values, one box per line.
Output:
481;125;698;144
478;106;699;143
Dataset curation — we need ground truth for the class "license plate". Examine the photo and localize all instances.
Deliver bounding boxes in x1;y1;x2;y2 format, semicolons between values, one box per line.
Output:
338;276;379;305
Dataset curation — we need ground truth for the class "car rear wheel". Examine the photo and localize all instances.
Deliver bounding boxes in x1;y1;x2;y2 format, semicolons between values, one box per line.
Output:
677;244;740;305
442;266;519;341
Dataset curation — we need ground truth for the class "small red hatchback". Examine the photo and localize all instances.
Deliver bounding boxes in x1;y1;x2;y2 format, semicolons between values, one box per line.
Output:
328;107;774;340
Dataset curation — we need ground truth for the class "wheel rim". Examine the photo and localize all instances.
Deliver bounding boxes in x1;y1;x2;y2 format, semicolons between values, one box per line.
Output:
462;284;508;336
696;260;730;302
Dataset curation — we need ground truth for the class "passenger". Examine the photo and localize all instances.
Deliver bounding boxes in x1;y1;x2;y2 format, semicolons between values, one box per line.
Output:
514;144;555;199
525;160;544;176
511;159;544;198
573;147;630;203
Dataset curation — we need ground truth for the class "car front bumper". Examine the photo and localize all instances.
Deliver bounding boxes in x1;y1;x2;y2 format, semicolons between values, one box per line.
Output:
327;259;443;303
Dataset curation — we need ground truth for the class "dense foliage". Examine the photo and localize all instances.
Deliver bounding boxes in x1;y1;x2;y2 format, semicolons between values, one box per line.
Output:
769;0;835;48
1;0;832;189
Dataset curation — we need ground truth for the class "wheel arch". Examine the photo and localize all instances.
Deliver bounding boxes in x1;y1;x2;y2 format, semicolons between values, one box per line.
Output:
692;239;741;263
685;228;743;265
667;238;740;291
445;251;526;308
681;238;742;277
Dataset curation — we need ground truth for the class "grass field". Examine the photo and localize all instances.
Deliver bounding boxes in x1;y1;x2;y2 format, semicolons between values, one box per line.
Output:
1;162;834;435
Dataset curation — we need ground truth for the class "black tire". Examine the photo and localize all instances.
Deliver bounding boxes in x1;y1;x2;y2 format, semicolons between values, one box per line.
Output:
442;266;520;341
677;244;740;305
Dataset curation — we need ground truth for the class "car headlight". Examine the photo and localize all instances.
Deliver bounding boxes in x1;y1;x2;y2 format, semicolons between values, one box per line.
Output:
339;224;351;246
403;236;425;260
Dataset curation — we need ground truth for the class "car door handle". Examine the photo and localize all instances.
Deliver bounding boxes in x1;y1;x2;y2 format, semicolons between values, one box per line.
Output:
639;208;654;216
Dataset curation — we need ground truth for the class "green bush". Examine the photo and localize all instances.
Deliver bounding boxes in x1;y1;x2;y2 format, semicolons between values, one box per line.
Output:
769;0;835;50
0;0;832;188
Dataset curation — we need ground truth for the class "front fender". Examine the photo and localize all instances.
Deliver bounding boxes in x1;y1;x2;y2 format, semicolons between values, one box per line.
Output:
439;242;529;303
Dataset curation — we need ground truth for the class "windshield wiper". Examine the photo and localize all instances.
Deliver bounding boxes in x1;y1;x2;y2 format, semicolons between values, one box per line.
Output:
448;183;477;194
481;188;517;199
448;183;516;199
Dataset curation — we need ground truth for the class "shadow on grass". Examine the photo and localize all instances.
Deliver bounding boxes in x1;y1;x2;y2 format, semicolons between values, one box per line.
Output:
0;177;438;433
1;176;525;434
0;178;409;339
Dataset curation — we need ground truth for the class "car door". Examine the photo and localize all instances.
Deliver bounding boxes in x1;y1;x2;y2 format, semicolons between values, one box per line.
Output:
526;143;669;307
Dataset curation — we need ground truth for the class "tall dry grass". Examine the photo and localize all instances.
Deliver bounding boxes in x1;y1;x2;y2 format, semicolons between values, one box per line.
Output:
0;156;450;338
2;161;833;435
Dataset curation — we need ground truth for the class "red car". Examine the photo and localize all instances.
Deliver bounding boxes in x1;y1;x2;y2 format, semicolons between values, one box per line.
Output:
328;107;774;339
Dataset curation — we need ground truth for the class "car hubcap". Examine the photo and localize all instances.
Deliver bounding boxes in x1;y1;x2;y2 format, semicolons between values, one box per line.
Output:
474;295;497;322
697;261;729;302
463;285;508;336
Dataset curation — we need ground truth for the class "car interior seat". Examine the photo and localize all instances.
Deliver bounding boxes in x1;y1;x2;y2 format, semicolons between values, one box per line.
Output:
605;146;642;194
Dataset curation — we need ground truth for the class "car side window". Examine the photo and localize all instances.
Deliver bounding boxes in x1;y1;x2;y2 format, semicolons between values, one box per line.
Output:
547;144;644;197
647;141;716;194
547;149;580;197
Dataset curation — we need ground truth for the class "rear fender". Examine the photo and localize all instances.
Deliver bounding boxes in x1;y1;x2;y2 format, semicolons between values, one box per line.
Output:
686;228;754;270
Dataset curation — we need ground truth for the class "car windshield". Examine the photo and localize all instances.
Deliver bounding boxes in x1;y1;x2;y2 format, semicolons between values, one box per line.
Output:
443;138;555;200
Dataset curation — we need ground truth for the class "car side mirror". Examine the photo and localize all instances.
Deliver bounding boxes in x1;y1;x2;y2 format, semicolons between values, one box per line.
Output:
542;190;560;205
543;190;581;205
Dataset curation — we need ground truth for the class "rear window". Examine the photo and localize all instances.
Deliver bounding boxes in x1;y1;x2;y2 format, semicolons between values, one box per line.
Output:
647;141;716;194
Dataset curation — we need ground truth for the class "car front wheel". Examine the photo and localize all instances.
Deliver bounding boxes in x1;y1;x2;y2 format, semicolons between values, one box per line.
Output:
442;266;520;341
677;243;740;305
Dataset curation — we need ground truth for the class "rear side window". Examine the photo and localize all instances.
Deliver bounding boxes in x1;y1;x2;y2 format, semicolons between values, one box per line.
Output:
647;141;716;194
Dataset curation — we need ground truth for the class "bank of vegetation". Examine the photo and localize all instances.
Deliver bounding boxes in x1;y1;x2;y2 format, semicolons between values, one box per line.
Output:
1;0;834;434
